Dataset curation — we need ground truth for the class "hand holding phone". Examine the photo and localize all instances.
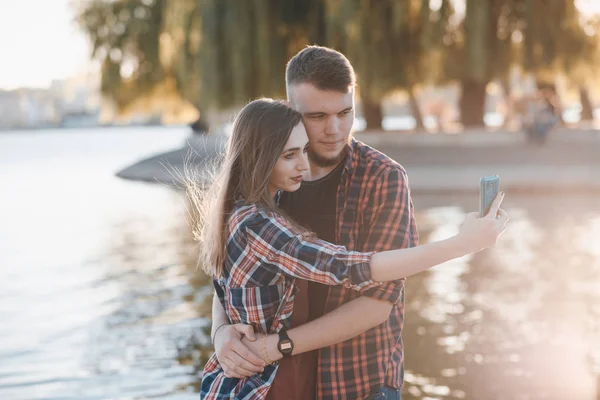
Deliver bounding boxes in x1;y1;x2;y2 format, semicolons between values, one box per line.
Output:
480;175;500;217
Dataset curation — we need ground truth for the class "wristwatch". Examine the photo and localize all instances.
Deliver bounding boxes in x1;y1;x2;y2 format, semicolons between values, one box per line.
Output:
277;329;294;358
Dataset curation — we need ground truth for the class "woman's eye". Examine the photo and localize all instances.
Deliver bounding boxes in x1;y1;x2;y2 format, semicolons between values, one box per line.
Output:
284;154;294;160
303;147;308;153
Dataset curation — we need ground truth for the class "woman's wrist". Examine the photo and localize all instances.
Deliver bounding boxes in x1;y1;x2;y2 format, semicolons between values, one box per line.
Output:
211;323;229;346
449;234;475;256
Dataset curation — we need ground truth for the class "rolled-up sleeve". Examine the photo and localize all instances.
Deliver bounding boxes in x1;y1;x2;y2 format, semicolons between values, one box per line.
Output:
245;212;380;291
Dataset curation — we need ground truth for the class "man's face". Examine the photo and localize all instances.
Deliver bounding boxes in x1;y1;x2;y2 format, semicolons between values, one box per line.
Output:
288;83;354;167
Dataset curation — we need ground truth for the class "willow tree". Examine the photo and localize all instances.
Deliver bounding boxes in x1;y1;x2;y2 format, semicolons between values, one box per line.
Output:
192;0;326;111
454;0;597;127
521;0;598;121
324;0;454;130
401;0;455;130
76;0;171;113
455;0;494;127
77;0;326;128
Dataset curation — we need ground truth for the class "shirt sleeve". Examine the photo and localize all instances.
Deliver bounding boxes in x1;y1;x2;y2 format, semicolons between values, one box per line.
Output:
245;211;380;291
358;166;419;304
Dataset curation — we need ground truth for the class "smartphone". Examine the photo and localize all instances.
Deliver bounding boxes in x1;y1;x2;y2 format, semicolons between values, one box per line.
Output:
479;175;500;217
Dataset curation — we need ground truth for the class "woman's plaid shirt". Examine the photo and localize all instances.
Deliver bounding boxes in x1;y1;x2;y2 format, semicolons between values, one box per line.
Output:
200;202;379;399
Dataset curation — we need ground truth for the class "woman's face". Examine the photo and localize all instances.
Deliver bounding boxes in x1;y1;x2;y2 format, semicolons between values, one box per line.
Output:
268;122;310;195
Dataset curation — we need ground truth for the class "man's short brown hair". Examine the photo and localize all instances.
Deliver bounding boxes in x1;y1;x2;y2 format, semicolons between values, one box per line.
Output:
286;45;356;94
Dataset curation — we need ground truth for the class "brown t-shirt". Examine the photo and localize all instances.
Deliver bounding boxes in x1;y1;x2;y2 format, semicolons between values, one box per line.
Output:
266;279;318;400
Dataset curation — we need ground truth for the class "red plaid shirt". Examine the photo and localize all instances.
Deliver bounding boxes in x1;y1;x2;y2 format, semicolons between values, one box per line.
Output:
200;203;380;399
305;138;418;399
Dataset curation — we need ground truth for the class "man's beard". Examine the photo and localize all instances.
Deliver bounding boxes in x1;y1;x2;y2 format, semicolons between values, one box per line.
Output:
308;146;347;168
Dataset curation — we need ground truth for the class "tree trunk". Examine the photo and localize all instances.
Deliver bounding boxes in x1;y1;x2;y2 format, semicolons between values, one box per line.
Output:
459;79;487;127
361;94;383;131
408;87;425;131
579;87;594;121
500;78;512;128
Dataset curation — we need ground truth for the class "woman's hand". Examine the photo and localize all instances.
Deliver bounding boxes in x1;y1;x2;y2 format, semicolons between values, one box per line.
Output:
214;324;265;378
456;192;509;253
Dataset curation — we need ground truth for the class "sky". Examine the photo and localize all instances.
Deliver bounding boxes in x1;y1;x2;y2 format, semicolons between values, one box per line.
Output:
0;0;91;90
0;0;599;90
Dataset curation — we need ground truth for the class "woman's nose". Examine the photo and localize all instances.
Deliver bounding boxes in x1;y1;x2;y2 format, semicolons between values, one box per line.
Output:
298;152;309;171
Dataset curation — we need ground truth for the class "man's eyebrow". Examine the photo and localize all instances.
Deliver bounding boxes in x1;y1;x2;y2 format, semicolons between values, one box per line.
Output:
303;111;326;117
303;107;353;116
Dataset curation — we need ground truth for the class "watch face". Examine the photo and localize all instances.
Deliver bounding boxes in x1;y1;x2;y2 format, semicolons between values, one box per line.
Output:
279;339;293;353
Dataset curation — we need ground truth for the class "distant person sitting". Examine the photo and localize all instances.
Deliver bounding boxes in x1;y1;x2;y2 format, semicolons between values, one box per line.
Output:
190;117;209;135
523;90;559;146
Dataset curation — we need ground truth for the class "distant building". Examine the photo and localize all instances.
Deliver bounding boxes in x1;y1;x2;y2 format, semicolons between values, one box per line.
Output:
0;88;60;129
0;72;103;130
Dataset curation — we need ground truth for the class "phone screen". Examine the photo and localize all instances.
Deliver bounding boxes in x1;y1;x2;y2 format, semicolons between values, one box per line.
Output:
480;175;500;217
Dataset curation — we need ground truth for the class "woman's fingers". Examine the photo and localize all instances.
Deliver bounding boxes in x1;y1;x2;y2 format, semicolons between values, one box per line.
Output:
485;192;505;219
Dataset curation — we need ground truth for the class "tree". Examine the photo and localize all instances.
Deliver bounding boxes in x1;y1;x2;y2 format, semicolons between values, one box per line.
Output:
451;0;597;127
77;0;326;129
77;0;598;130
76;0;171;113
325;0;454;131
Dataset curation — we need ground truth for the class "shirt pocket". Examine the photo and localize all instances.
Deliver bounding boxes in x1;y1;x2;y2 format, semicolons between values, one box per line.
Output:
224;281;289;334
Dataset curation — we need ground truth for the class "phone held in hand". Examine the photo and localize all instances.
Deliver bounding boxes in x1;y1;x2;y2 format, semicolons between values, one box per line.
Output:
479;175;500;217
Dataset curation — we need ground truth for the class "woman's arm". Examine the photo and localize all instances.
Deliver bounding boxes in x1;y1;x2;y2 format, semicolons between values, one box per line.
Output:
247;195;507;288
368;194;508;282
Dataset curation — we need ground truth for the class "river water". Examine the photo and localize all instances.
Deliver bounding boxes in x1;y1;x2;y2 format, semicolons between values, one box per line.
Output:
0;127;598;399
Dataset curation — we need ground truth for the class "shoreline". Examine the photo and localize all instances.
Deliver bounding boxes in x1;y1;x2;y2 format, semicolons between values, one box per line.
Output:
116;127;600;193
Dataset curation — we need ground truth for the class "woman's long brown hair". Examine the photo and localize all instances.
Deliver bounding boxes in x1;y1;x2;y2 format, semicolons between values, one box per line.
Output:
186;98;303;277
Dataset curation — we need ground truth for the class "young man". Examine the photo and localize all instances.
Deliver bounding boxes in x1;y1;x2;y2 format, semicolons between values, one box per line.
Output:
210;45;418;400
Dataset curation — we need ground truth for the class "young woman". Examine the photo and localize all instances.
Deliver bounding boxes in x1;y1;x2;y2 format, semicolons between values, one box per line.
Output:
189;99;508;399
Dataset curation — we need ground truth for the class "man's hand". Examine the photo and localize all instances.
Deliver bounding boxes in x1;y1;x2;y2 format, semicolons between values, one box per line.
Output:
241;334;282;365
213;324;266;378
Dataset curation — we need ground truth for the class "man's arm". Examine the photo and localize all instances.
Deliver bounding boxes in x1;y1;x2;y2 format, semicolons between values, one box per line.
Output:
238;295;392;363
212;284;391;374
282;296;391;355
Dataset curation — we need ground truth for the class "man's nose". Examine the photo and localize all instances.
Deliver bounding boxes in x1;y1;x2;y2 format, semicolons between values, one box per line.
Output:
325;116;340;135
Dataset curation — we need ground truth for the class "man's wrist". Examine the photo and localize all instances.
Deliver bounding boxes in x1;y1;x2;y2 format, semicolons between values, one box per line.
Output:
267;334;283;361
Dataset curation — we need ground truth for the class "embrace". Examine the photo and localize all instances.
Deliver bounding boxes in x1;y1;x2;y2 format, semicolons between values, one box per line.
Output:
187;46;508;400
